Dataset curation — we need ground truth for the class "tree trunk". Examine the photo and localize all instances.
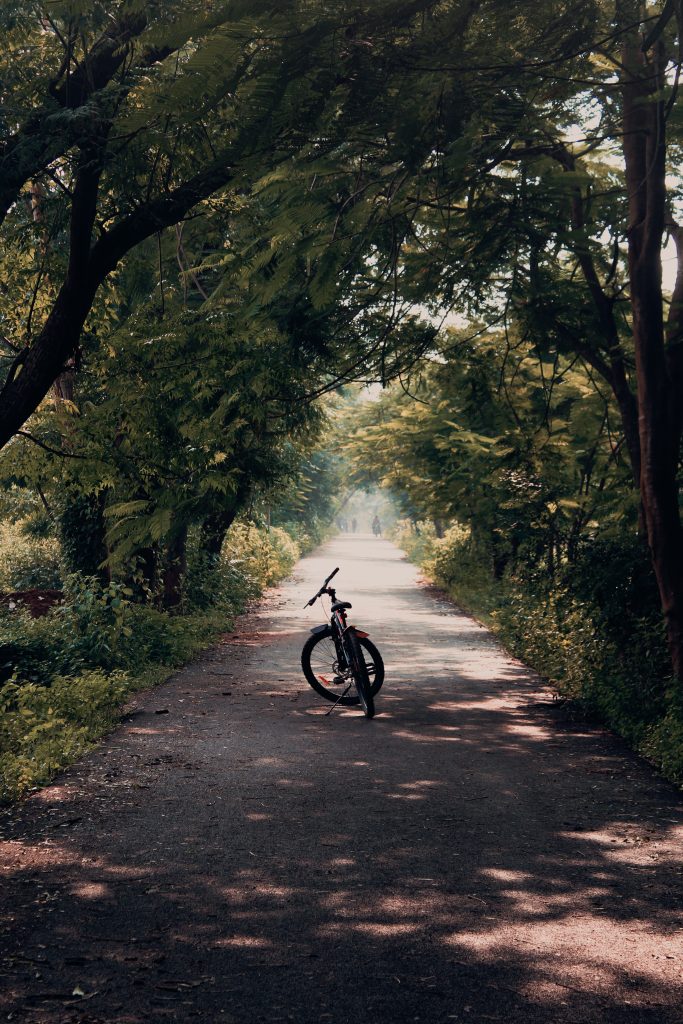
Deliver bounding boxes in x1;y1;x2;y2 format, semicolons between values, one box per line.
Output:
622;30;683;682
199;500;245;561
0;157;241;450
162;527;188;611
0;155;103;446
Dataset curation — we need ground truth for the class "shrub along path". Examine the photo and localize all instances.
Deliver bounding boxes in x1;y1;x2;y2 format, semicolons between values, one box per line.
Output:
1;535;682;1023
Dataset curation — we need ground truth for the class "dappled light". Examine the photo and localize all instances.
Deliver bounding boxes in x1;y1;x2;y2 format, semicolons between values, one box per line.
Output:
2;535;682;1022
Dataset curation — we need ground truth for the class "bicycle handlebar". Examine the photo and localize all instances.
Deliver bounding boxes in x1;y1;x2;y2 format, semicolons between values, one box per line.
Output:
304;566;339;608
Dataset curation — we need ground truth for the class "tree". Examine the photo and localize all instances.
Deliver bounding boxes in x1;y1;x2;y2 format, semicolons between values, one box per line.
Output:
0;0;448;448
618;1;683;680
338;0;683;683
347;326;628;577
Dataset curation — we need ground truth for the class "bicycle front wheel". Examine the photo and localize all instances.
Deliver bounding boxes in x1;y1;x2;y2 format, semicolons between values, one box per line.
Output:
345;629;375;718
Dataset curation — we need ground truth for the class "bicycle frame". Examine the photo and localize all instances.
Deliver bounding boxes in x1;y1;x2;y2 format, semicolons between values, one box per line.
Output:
302;567;381;717
316;587;368;651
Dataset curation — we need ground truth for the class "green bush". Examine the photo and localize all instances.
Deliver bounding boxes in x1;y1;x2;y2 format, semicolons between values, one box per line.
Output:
0;671;130;802
183;542;253;612
275;516;335;556
0;611;73;686
222;521;300;590
59;575;137;672
389;520;438;566
123;605;225;668
641;708;683;782
425;524;499;621
0;521;62;590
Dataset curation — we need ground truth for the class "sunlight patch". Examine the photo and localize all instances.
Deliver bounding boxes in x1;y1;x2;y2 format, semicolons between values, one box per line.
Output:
397;779;442;790
69;881;109;899
253;884;293;897
505;723;552;739
391;729;459;743
215;935;275;948
351;922;420;937
481;868;533;883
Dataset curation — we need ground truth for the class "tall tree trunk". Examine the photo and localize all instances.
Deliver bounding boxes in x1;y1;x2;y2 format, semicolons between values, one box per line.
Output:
162;527;188;611
199;504;243;560
622;27;683;682
29;182;77;407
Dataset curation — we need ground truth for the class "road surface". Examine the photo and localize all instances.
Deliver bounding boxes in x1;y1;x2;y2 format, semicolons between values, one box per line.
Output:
1;535;682;1023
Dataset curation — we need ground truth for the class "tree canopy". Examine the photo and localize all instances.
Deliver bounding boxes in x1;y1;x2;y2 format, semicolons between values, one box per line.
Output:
2;0;683;687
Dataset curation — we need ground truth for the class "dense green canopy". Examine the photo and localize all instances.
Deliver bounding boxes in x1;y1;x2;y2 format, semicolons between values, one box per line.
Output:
1;1;683;687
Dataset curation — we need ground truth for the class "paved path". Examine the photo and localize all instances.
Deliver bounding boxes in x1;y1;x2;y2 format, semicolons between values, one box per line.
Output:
1;535;682;1023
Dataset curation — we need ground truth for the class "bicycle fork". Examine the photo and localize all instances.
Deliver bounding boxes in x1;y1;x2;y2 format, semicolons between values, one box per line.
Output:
323;634;353;716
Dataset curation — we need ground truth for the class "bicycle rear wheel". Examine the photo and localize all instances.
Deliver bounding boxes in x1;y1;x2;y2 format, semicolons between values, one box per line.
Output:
301;633;384;704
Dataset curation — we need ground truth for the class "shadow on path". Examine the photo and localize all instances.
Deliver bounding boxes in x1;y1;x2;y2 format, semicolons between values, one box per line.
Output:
1;536;682;1023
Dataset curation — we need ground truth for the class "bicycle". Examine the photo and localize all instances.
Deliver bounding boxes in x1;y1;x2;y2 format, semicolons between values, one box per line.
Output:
301;567;384;718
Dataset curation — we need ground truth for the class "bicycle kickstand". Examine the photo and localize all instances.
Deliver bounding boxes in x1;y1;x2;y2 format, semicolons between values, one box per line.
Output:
324;684;353;716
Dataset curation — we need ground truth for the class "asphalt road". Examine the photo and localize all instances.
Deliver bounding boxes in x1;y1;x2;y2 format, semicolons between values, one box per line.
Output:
1;534;682;1023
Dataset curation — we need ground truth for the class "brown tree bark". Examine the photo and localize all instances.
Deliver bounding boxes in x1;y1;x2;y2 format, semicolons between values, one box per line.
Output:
162;527;188;612
199;495;248;560
0;159;240;449
621;30;683;683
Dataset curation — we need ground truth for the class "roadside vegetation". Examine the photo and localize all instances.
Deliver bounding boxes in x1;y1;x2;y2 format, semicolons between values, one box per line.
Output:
0;507;334;803
394;519;679;780
348;344;682;781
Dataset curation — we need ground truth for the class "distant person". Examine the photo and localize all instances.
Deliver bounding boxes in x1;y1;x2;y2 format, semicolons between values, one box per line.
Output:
351;517;357;533
372;515;382;537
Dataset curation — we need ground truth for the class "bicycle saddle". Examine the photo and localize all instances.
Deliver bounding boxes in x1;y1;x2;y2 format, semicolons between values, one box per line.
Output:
331;600;352;611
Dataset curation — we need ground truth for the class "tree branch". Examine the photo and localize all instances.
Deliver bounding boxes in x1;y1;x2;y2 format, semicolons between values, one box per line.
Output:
15;431;86;459
0;13;172;227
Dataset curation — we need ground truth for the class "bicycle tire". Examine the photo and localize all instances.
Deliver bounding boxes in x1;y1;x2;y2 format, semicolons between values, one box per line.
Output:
301;632;384;705
345;629;375;718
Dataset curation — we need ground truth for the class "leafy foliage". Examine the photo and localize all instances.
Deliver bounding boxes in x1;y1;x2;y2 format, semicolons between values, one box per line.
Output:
2;0;683;794
348;319;681;781
0;521;62;591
